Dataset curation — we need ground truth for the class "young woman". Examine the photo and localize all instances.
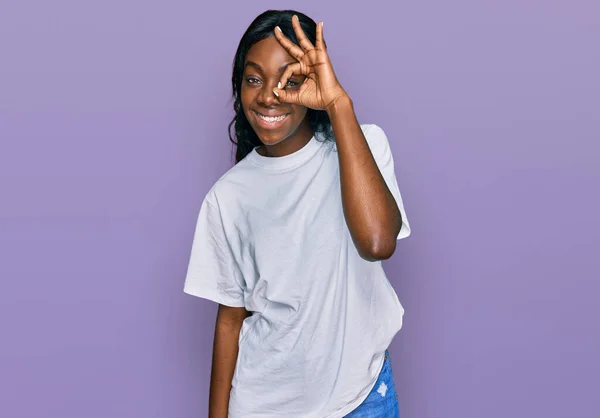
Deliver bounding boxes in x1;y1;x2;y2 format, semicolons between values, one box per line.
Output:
184;9;411;418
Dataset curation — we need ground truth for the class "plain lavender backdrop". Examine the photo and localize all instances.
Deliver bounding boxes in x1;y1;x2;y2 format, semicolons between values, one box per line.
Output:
1;1;598;417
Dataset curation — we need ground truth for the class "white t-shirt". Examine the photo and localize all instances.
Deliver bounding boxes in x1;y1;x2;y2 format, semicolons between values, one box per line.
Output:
184;123;411;417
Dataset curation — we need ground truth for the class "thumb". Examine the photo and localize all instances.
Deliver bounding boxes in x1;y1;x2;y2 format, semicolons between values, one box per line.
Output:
273;88;300;105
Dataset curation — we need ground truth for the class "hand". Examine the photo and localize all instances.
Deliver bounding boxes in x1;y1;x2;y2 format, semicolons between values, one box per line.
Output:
272;15;348;112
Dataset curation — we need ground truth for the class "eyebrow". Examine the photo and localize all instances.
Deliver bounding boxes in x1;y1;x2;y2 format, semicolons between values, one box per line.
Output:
245;60;296;73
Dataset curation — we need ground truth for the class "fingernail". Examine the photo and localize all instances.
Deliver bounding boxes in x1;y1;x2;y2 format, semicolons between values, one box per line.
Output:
273;89;279;97
276;26;282;32
321;21;324;29
277;82;282;89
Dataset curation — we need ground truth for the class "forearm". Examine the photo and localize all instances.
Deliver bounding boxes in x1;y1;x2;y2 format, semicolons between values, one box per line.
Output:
209;315;245;417
326;95;402;260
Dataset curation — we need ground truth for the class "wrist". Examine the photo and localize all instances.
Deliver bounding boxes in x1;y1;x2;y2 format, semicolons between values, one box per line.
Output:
325;93;353;117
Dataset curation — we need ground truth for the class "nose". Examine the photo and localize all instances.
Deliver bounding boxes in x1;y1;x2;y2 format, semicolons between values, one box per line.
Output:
257;80;280;107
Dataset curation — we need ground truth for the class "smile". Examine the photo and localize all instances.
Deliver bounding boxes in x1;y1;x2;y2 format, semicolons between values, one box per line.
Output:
253;111;289;128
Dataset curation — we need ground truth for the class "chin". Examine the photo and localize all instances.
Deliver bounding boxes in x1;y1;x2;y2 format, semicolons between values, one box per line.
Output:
249;124;290;144
256;131;287;146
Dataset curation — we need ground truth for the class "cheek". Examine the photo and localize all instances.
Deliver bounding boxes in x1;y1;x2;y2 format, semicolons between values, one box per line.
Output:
240;88;252;111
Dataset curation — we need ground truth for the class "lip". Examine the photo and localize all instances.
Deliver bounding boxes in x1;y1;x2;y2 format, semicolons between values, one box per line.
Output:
253;110;290;129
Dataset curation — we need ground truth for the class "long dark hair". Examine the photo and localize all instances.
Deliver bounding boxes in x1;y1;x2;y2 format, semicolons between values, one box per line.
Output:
228;10;334;163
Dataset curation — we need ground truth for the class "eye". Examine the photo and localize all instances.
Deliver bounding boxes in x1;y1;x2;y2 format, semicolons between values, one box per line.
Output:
286;80;299;87
245;77;260;85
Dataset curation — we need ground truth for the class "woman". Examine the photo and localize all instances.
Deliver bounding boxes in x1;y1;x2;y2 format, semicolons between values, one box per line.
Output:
184;9;411;417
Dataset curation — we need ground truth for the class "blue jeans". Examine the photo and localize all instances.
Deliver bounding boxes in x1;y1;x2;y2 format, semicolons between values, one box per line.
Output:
343;350;400;417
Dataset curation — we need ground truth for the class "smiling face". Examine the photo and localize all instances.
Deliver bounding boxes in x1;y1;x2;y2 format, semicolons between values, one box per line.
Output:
241;36;313;154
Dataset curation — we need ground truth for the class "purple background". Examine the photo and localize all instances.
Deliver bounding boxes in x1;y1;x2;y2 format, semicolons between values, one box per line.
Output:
1;1;598;417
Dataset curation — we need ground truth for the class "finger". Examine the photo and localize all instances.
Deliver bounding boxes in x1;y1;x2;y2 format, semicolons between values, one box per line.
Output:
274;26;304;61
316;21;325;50
291;14;315;52
277;62;304;91
272;86;300;105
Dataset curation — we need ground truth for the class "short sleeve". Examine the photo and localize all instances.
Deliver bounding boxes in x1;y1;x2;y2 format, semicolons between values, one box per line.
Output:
183;193;246;307
363;124;411;240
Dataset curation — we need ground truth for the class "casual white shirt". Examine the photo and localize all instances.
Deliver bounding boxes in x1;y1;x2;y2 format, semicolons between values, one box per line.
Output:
184;123;411;417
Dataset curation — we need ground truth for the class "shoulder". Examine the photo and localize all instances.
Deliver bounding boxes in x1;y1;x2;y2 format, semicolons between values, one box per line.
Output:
360;123;389;145
202;157;256;208
354;123;398;171
360;123;384;134
359;123;393;158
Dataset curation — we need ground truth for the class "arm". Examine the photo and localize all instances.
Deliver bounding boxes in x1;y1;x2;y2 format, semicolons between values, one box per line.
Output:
270;17;402;260
327;95;402;261
209;304;252;418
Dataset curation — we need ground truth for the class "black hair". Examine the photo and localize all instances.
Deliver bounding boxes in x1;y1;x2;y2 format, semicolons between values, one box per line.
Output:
228;9;334;163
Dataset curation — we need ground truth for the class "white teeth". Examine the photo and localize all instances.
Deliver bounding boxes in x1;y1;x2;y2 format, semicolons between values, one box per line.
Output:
257;113;287;122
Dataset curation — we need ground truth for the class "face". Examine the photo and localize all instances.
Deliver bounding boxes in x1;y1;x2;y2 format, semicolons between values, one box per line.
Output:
241;36;313;150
